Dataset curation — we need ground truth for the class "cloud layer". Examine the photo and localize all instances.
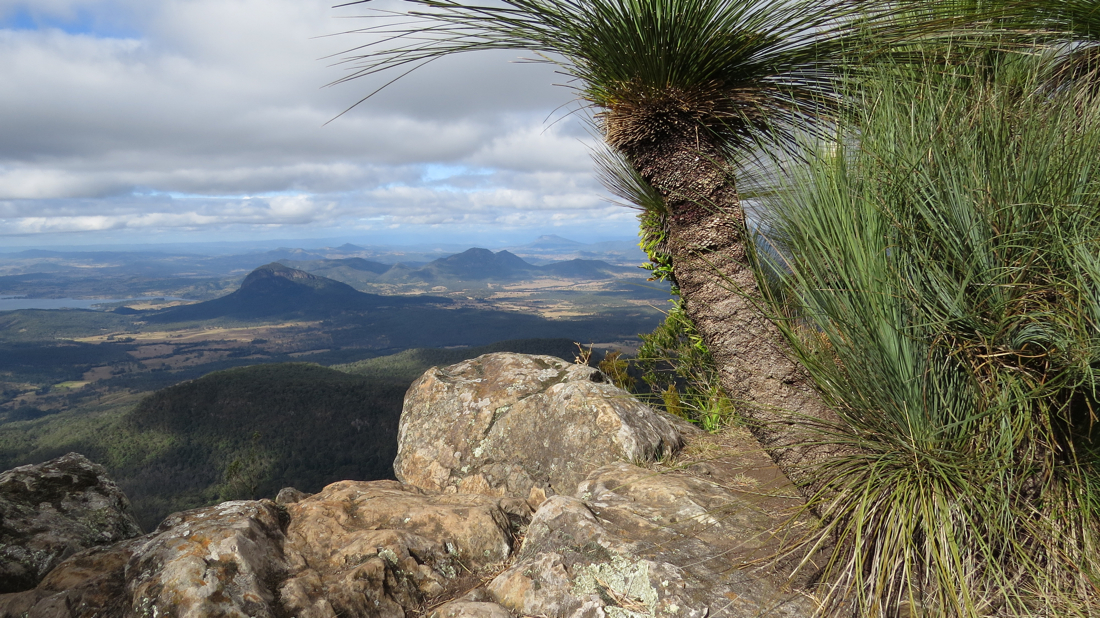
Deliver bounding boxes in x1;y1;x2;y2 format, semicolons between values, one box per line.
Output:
0;0;634;246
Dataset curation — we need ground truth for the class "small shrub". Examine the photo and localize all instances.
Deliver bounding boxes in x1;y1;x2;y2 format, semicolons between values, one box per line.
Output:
635;301;735;431
598;350;636;391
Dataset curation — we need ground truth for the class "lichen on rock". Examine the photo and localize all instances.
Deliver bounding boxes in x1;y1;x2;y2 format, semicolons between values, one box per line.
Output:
396;353;683;506
571;554;658;618
0;452;143;593
488;463;817;618
0;356;816;618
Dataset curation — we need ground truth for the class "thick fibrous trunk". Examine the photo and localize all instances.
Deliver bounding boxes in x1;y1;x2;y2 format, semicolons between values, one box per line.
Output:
624;133;842;494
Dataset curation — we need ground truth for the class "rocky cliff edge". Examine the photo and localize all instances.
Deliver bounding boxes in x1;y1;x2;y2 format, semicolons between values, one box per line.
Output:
0;353;819;618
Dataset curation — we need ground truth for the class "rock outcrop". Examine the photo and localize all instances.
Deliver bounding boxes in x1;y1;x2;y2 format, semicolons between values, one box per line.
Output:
0;500;287;618
279;480;527;618
0;540;141;618
489;462;815;618
0;353;817;618
396;353;683;506
0;453;143;593
126;500;288;617
0;480;529;618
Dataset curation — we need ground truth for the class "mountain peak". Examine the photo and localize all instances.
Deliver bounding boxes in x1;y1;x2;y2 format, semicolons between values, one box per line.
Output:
529;235;582;247
423;248;533;281
241;262;326;288
149;262;446;322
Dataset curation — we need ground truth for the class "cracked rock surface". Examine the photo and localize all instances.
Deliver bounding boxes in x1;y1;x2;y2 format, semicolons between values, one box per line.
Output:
279;479;527;618
0;481;529;618
0;453;143;593
395;353;683;506
487;462;818;618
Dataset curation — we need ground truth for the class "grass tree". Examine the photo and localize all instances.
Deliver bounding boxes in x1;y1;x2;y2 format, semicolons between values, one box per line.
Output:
758;56;1100;616
1017;0;1100;85
330;0;890;489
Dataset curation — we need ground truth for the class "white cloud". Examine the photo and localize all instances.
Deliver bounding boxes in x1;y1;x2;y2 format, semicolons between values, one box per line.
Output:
0;0;632;244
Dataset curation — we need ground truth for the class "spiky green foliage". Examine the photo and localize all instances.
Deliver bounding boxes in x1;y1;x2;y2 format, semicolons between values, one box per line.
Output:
332;0;900;153
635;301;734;431
881;0;1100;84
758;57;1100;616
1022;0;1100;84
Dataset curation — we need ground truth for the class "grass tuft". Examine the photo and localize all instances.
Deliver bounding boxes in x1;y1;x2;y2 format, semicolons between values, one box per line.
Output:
759;55;1100;616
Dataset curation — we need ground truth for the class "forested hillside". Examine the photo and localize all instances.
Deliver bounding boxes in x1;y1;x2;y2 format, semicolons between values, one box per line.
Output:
120;363;406;527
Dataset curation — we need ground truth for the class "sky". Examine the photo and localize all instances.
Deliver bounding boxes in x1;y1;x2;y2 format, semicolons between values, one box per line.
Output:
0;0;640;249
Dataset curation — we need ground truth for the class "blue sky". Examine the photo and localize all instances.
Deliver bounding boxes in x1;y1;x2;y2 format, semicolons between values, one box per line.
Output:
0;0;639;248
1;3;138;37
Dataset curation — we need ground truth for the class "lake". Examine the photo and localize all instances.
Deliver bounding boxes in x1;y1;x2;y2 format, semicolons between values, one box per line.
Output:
0;296;183;311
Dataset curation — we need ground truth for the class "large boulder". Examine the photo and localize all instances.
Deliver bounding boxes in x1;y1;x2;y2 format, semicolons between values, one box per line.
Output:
0;499;287;618
279;479;528;618
0;453;143;593
126;500;288;618
486;455;818;618
395;353;683;505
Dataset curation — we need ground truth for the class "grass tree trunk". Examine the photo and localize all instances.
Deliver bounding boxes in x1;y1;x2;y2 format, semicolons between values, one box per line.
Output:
624;133;841;493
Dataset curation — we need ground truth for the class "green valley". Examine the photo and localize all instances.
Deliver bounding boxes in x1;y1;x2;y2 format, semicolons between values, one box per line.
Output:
0;242;666;529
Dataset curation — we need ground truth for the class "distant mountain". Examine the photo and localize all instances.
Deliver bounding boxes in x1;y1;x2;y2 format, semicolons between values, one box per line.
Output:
522;235;586;251
539;259;622;279
283;248;630;289
147;263;448;322
504;237;645;266
408;249;627;282
337;257;391;275
411;248;535;281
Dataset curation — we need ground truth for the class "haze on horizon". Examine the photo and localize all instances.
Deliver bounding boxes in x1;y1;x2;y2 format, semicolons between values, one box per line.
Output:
0;0;640;249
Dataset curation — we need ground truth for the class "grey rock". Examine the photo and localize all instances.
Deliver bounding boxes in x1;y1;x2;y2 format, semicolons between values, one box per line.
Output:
126;499;288;618
0;453;142;593
395;353;683;506
428;600;515;618
487;462;818;618
275;486;310;505
0;478;531;618
278;479;528;618
0;499;287;618
0;539;141;618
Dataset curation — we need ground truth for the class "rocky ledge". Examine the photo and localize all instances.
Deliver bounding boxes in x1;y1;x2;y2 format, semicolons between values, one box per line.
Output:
0;353;817;618
0;453;143;594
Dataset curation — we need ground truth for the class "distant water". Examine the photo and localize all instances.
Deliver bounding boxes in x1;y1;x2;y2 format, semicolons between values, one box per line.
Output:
0;296;183;311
